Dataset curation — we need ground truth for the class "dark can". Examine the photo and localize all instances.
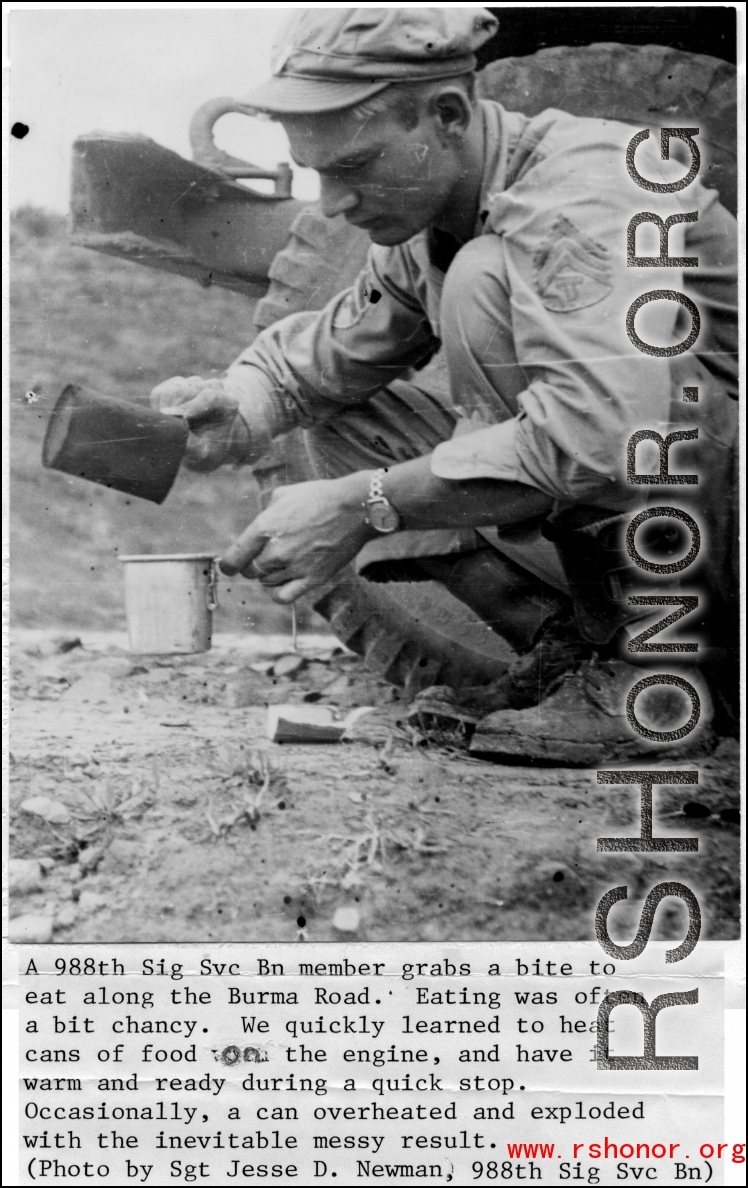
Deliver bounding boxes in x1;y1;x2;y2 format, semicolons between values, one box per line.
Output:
42;384;188;504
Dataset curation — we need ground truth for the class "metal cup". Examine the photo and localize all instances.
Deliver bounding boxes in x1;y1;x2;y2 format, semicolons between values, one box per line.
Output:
119;553;218;654
42;384;188;504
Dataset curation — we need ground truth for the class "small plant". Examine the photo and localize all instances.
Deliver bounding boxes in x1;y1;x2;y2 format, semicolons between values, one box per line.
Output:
204;749;278;839
73;776;152;825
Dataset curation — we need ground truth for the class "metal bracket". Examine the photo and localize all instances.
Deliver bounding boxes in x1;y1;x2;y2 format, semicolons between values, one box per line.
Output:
189;97;293;197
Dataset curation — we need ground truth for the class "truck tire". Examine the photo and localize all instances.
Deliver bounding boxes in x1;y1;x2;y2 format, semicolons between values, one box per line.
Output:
477;44;736;216
249;43;736;693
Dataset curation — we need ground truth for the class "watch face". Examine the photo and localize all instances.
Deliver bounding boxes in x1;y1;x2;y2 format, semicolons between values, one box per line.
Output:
368;499;400;533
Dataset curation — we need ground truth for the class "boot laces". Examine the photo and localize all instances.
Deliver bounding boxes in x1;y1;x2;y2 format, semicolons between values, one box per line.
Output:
563;652;617;693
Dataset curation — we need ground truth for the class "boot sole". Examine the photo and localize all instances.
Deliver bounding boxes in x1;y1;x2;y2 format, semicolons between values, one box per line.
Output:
469;724;719;767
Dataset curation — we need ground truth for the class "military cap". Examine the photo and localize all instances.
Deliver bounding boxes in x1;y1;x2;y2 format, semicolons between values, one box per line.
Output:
239;7;498;115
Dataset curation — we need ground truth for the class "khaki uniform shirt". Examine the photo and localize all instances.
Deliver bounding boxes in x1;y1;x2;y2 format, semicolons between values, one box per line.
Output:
227;100;737;509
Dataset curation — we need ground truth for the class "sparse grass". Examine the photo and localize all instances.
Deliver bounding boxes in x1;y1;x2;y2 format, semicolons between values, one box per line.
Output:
9;206;313;632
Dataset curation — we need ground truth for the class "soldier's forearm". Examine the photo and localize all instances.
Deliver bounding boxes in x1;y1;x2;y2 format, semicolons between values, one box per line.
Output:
335;456;553;532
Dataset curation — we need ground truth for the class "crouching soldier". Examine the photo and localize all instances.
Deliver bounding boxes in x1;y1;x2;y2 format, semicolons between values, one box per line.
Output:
152;8;738;764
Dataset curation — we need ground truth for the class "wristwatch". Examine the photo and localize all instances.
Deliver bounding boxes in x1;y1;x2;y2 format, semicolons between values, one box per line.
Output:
364;468;401;534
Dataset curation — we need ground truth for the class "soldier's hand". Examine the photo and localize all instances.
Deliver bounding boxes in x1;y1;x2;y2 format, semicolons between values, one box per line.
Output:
219;475;376;604
150;375;249;472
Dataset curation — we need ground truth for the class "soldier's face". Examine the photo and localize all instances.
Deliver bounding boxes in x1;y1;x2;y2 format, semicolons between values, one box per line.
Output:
282;105;462;245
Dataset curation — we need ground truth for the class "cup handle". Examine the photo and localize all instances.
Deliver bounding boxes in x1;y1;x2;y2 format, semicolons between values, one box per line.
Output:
207;559;219;612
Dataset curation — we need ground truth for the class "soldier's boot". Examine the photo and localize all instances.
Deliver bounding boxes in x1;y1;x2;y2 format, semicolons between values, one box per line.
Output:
410;506;716;755
501;607;594;708
405;547;584;734
468;507;719;765
470;655;715;766
409;606;592;734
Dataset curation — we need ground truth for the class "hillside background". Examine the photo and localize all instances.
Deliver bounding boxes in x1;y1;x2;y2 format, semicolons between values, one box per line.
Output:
9;207;315;634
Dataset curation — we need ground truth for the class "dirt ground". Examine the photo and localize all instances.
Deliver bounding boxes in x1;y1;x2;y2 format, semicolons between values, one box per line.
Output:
8;629;740;945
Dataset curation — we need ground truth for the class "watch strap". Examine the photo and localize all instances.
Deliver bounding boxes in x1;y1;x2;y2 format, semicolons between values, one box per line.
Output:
365;468;401;533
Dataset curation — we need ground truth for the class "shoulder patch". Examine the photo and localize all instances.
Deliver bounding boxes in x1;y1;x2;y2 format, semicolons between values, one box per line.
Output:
533;215;612;312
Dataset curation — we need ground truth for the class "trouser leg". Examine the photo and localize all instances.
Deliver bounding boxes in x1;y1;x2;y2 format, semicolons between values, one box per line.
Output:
439;235;652;646
441;233;739;665
415;548;569;655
